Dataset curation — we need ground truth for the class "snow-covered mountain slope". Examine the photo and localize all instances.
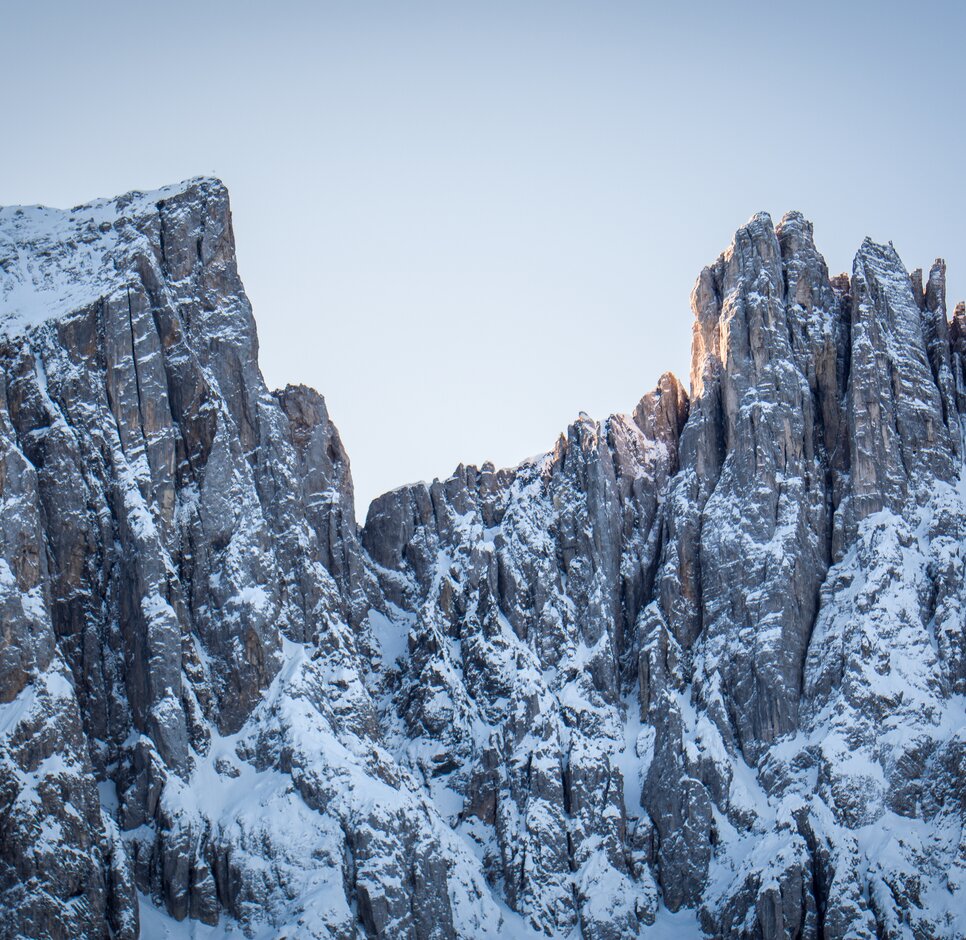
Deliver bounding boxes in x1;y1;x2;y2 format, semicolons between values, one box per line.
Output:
0;181;964;939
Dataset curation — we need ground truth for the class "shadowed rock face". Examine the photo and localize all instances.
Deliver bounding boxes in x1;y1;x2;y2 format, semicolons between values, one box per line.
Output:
1;184;965;939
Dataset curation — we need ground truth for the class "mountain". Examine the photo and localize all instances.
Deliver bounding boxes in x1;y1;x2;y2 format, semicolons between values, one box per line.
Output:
0;180;963;939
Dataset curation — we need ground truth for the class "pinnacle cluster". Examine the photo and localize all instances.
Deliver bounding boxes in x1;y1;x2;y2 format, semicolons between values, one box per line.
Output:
1;181;964;939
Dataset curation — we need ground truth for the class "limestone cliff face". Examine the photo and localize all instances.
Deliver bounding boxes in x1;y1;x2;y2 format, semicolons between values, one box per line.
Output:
0;182;505;940
1;182;964;939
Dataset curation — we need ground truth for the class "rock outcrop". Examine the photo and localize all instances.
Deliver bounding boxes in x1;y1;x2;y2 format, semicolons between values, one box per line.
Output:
0;181;964;938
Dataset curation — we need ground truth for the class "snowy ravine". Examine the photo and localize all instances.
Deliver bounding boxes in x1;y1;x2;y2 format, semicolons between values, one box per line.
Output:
0;181;964;940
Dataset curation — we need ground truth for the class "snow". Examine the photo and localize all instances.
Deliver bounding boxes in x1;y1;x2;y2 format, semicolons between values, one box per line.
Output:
138;893;224;938
614;694;653;816
230;585;271;611
0;682;39;738
0;178;215;337
98;779;120;814
0;666;74;737
640;907;704;938
368;605;412;667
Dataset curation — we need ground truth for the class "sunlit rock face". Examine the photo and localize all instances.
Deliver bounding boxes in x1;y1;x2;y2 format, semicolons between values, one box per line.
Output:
1;181;964;939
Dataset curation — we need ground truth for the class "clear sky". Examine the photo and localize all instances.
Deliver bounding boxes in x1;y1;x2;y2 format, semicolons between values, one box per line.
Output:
5;1;966;516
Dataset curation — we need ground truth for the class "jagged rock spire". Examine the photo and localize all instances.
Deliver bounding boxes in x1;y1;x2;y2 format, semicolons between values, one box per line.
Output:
2;188;965;939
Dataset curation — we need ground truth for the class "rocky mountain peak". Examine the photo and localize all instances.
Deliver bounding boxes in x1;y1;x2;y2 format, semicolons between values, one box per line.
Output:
1;184;965;939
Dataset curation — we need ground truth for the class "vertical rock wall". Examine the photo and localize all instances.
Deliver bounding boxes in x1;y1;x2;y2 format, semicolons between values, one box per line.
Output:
1;183;964;938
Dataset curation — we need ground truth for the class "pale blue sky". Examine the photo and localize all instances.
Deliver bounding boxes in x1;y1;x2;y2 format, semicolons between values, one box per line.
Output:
5;1;965;514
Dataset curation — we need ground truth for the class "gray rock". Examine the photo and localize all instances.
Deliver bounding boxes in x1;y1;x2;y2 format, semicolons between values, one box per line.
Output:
2;184;965;939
